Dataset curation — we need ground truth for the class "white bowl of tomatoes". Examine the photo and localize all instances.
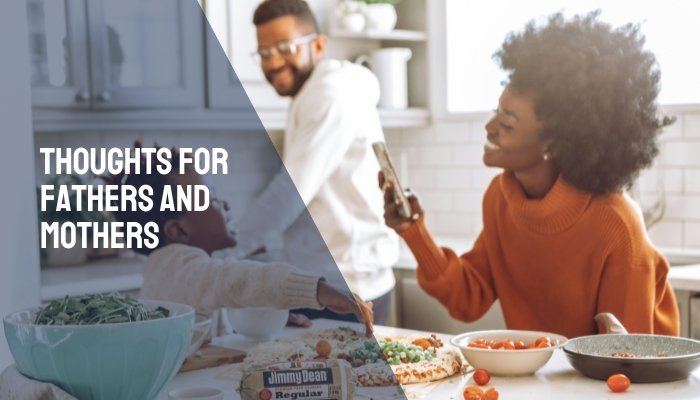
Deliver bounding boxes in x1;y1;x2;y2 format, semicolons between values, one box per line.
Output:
450;330;568;376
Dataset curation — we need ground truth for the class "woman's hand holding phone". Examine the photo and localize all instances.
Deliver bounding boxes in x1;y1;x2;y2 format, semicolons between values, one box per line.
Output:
378;171;423;233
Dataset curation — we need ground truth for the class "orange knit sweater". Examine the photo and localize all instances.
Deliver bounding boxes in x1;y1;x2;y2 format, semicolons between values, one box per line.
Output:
401;171;679;338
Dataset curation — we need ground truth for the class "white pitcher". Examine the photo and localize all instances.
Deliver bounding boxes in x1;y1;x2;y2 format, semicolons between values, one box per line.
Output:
355;47;412;109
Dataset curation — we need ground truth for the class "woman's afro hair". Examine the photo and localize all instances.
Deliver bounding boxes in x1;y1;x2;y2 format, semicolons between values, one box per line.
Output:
494;11;674;195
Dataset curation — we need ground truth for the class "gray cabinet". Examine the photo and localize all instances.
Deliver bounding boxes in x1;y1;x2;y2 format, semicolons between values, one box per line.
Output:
204;13;249;109
26;0;90;108
26;0;203;109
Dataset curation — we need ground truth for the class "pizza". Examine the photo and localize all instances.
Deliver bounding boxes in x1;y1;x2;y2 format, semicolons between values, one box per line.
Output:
241;327;463;386
378;334;463;384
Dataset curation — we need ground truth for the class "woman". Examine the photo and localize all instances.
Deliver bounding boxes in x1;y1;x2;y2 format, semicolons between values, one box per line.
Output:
381;12;679;338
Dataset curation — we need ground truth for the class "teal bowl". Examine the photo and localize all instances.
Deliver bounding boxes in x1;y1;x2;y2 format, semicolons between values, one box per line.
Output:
3;299;194;400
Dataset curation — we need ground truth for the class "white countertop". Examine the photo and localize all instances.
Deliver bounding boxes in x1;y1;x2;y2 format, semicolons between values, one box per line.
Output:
160;319;700;400
668;265;700;292
396;235;700;291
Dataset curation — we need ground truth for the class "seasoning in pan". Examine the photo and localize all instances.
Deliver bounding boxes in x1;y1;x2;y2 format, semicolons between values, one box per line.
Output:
583;351;670;358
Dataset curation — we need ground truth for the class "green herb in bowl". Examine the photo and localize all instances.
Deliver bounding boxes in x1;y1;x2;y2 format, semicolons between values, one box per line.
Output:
34;293;169;325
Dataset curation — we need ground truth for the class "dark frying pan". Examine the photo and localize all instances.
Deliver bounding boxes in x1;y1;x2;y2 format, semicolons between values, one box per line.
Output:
563;313;700;383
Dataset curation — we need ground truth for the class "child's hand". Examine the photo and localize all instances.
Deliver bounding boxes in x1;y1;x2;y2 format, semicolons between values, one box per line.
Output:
316;280;374;337
287;313;312;328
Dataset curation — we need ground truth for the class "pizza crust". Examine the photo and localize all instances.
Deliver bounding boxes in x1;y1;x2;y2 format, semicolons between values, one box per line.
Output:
390;350;462;384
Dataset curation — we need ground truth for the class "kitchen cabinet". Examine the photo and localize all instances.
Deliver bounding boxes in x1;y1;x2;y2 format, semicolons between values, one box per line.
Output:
204;12;250;110
665;263;700;338
26;0;204;110
691;294;700;340
393;267;506;334
26;0;90;108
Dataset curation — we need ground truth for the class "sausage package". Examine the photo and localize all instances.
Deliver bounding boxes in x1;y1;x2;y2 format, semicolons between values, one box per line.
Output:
239;359;356;400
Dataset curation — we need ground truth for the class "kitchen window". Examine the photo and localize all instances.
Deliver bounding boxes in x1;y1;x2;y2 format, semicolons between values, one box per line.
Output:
445;0;700;113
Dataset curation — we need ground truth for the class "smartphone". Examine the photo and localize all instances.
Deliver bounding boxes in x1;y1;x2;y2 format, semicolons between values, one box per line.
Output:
372;142;412;218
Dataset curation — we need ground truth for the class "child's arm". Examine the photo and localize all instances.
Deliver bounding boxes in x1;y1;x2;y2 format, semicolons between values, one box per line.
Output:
142;244;374;336
141;245;323;314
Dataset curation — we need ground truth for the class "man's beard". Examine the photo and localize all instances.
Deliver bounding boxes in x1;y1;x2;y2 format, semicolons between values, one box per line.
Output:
266;64;314;97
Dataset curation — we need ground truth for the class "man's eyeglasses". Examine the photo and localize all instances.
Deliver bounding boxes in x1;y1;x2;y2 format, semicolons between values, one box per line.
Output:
251;33;318;62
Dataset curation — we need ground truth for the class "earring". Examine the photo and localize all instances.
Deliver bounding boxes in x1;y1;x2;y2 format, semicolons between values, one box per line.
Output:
543;153;550;161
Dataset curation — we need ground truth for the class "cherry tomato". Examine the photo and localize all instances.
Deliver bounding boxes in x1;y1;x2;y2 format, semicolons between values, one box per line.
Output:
315;340;332;358
483;387;499;400
463;385;484;400
492;340;515;350
468;336;556;351
473;369;491;385
607;374;631;393
412;338;431;350
259;389;272;400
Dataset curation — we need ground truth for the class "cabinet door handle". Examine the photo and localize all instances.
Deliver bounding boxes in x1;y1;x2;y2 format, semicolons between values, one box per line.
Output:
75;90;91;102
96;91;111;102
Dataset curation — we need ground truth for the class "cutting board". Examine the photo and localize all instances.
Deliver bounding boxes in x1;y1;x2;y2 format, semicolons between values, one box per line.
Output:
179;345;247;373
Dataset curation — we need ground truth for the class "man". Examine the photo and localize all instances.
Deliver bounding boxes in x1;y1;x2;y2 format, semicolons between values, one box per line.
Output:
230;0;399;324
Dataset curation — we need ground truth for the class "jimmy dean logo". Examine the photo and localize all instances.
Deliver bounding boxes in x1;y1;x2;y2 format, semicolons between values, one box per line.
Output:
264;368;332;387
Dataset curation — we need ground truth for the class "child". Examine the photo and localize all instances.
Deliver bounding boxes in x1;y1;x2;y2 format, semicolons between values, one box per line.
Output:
102;142;373;336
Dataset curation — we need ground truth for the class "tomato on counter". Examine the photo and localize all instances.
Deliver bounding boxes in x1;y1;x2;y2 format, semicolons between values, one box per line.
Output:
463;385;499;400
607;374;631;393
483;388;499;400
473;369;491;385
463;386;484;400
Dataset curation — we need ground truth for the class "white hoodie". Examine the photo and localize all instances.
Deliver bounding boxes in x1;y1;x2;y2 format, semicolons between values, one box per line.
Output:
233;59;399;300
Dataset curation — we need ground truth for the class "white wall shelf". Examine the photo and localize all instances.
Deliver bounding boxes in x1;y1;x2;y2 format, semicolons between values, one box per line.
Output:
378;107;430;128
262;108;430;131
32;107;430;132
329;29;427;42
